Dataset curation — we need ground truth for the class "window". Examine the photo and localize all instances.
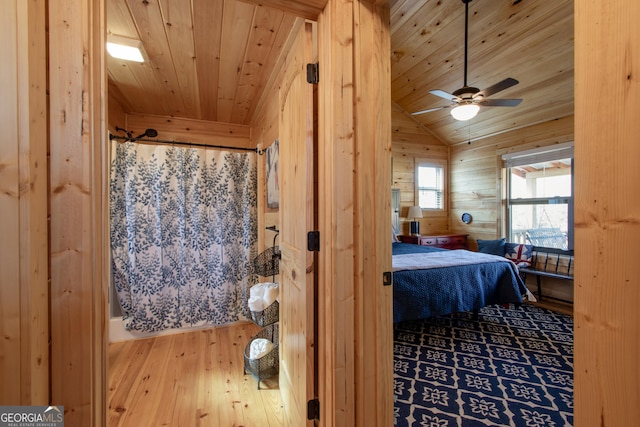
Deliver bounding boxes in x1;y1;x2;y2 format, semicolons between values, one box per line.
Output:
415;160;444;210
503;143;574;250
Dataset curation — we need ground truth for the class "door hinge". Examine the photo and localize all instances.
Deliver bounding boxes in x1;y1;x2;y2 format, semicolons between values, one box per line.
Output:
307;63;319;84
307;398;320;420
307;231;320;252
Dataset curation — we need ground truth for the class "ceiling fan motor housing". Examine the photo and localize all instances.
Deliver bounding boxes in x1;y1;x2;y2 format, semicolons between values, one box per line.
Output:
452;86;480;100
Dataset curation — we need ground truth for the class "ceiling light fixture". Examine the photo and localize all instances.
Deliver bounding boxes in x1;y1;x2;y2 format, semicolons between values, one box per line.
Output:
450;103;480;121
107;35;145;63
411;0;522;120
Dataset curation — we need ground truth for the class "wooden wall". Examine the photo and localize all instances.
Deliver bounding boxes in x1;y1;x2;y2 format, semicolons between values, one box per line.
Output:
448;116;574;300
5;1;639;426
317;1;393;425
449;115;574;244
0;0;49;405
574;1;640;424
249;27;292;256
391;103;449;235
124;113;252;148
108;90;126;134
48;0;107;425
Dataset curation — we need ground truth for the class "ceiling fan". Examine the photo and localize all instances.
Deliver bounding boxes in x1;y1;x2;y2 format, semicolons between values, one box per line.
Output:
412;0;522;121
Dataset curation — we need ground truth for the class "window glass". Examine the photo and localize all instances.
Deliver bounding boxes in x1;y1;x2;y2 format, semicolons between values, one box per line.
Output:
510;160;572;199
507;157;573;250
510;204;569;249
417;164;443;210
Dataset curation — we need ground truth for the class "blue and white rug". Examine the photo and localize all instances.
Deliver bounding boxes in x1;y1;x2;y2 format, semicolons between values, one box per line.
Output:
394;304;573;426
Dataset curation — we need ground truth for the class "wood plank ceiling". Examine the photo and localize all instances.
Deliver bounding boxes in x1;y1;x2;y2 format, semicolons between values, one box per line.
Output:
107;0;574;145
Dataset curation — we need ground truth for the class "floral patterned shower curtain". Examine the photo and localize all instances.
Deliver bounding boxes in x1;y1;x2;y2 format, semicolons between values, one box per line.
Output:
109;141;257;332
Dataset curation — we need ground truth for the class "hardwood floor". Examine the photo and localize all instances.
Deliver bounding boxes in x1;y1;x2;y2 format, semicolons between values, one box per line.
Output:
529;299;573;316
108;301;570;427
108;322;284;427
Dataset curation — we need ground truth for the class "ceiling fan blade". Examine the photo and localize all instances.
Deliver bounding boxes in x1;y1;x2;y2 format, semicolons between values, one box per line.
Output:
411;105;451;116
480;98;523;107
430;89;457;101
476;78;519;98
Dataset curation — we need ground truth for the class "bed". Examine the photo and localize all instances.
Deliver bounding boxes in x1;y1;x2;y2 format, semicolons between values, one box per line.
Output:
392;242;529;323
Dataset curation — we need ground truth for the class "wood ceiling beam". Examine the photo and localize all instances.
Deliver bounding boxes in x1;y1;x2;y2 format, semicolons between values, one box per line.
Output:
237;0;327;20
238;0;389;21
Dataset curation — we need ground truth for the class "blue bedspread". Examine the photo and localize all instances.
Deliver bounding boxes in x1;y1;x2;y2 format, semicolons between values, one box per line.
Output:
392;242;527;323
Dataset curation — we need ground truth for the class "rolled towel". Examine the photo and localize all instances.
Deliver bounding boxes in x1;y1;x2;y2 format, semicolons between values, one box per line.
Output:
250;283;266;299
263;284;279;307
250;282;277;299
248;296;264;312
249;338;275;360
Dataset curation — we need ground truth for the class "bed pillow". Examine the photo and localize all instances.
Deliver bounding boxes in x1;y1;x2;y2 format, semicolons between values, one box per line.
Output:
504;243;534;267
477;238;506;256
392;223;400;243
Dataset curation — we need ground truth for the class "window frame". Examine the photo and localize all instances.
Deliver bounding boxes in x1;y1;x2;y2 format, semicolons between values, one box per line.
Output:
503;145;574;250
414;158;446;212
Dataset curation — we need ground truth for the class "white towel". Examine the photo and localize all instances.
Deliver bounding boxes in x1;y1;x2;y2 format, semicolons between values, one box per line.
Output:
250;281;278;297
249;338;275;360
248;296;264;312
263;284;279;307
249;283;266;299
249;282;280;311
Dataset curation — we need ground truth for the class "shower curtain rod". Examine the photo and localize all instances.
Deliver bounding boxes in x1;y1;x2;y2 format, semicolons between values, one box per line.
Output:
109;133;264;154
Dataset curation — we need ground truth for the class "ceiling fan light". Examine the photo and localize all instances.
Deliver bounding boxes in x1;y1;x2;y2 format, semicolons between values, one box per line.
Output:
451;103;479;121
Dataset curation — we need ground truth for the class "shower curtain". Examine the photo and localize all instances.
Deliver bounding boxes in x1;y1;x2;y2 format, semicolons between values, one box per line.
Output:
110;140;257;332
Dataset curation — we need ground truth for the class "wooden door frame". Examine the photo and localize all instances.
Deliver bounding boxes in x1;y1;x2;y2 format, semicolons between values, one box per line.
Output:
30;0;640;425
48;0;107;425
277;20;317;426
316;1;393;425
0;0;49;405
44;0;393;425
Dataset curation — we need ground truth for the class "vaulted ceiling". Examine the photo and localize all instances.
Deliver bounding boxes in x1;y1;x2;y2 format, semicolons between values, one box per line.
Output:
107;0;573;145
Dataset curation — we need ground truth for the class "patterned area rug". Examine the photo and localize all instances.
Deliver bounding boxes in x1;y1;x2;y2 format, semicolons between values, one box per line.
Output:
394;304;573;426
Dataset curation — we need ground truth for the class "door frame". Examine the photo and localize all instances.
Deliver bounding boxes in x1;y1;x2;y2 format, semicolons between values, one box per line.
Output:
45;0;394;425
277;20;317;426
316;1;393;425
40;0;640;425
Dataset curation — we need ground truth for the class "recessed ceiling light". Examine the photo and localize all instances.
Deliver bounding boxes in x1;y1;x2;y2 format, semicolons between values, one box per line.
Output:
107;35;145;63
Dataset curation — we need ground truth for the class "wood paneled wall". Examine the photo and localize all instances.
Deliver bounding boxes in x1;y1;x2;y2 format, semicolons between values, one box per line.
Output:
391;103;449;235
448;116;574;300
7;1;639;426
574;1;640;423
449;117;574;301
0;0;49;405
449;115;574;246
48;0;107;425
125;113;251;148
318;1;393;425
249;23;296;255
108;91;126;135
